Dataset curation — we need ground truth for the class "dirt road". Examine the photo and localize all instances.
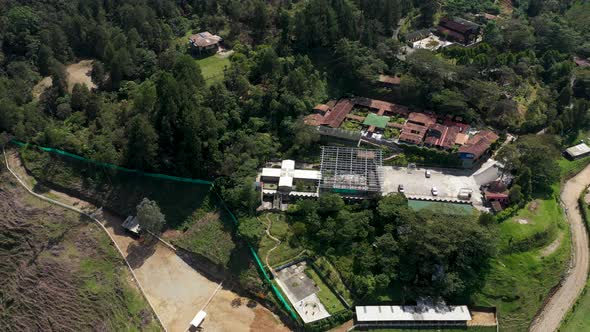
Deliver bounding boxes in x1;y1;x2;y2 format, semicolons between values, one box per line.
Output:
530;165;590;332
5;149;288;332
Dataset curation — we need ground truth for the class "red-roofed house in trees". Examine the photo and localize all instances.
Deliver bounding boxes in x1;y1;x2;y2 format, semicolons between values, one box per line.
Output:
458;130;499;168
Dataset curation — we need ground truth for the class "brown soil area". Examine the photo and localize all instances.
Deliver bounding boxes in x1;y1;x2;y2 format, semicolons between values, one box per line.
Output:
468;310;497;327
0;167;158;331
5;148;290;332
31;60;97;99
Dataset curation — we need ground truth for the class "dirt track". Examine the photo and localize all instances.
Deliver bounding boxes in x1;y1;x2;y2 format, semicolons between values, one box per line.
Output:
5;149;288;332
530;165;590;332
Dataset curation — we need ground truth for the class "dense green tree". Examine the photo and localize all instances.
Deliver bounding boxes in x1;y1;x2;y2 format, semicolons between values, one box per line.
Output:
126;114;158;170
136;198;166;235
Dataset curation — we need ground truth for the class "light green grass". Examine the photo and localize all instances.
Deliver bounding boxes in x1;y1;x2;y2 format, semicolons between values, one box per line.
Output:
473;190;570;332
314;256;354;305
498;196;561;253
408;200;475;216
195;54;231;86
558;156;590;179
306;267;347;314
257;213;305;267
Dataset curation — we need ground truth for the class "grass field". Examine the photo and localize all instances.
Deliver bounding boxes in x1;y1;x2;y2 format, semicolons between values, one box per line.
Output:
256;213;305;267
558;156;590;179
313;256;355;305
497;196;561;254
195;54;231;86
306;267;347;314
472;187;570;331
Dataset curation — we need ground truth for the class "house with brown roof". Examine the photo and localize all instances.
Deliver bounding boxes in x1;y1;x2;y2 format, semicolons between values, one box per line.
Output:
574;56;590;68
458;130;499;167
377;74;401;88
436;17;481;45
189;32;223;54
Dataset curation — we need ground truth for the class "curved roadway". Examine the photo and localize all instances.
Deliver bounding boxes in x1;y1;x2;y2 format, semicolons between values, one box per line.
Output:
530;165;590;332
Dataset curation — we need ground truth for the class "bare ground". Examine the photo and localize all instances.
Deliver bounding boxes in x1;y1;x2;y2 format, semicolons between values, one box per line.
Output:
529;165;590;332
6;149;289;332
540;232;563;258
0;167;159;331
32;59;97;99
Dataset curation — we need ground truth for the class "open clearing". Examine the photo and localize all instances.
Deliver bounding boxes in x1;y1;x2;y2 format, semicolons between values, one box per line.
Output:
32;60;96;99
5;149;287;332
0;165;160;331
195;54;231;86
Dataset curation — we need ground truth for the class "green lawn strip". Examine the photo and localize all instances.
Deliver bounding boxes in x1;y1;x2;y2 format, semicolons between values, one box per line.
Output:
195;55;230;86
472;194;571;332
79;229;161;331
558;156;590;179
313;256;354;305
256;213;305;267
498;196;561;254
306;267;347;314
559;190;590;332
173;211;236;267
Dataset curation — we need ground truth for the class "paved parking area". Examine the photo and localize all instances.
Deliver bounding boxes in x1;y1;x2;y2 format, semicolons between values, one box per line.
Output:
275;262;330;323
380;159;503;207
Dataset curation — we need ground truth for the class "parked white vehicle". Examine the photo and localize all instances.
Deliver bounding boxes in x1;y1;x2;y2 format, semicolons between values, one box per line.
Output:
431;186;438;196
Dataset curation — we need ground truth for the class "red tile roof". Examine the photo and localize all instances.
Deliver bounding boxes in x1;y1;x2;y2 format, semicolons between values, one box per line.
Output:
438;18;474;34
304;114;324;126
321;99;354;128
574;57;590;67
400;122;429;144
436;26;466;43
424;124;460;149
314;104;331;113
408;112;436;126
378;74;401;86
458;130;499;159
484;191;509;200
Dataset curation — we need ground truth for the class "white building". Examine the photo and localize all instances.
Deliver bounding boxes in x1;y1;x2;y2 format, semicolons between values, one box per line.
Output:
565;143;590;160
355;304;471;328
260;160;321;198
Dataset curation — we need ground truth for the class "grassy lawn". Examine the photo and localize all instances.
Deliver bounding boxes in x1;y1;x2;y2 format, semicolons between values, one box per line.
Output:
306;267;347;314
472;188;570;332
558;156;590;179
498;195;561;254
173;211;236;267
195;54;231;86
256;213;305;267
313;256;354;305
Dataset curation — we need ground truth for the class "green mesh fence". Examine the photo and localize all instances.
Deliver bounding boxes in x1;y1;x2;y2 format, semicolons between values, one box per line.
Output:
10;139;299;322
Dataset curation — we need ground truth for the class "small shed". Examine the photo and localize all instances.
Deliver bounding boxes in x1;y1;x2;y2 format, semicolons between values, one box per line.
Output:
377;74;401;88
565;143;590;160
122;216;141;235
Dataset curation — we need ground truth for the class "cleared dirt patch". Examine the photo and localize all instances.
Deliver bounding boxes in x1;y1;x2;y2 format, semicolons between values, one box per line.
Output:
517;218;530;225
31;60;97;99
529;199;541;212
0;168;159;331
6;149;288;332
540;232;563;258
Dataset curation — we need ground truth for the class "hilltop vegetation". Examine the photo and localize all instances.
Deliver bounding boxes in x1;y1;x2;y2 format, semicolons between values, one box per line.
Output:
0;0;589;330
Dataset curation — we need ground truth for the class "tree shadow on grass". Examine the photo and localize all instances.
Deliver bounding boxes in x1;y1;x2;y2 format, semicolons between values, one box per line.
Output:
126;236;158;269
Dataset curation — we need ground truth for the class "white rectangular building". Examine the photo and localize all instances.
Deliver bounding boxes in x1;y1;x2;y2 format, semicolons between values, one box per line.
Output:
260;160;321;197
565;143;590;160
355;304;471;327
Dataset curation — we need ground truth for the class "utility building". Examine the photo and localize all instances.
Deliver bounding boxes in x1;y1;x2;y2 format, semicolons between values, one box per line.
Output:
355;303;472;328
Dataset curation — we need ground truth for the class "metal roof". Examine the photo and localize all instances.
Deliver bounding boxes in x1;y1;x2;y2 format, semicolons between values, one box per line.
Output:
565;143;590;157
356;305;471;322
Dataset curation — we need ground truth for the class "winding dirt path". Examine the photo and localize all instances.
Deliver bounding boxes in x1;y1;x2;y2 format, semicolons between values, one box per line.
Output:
262;215;281;272
530;165;590;332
